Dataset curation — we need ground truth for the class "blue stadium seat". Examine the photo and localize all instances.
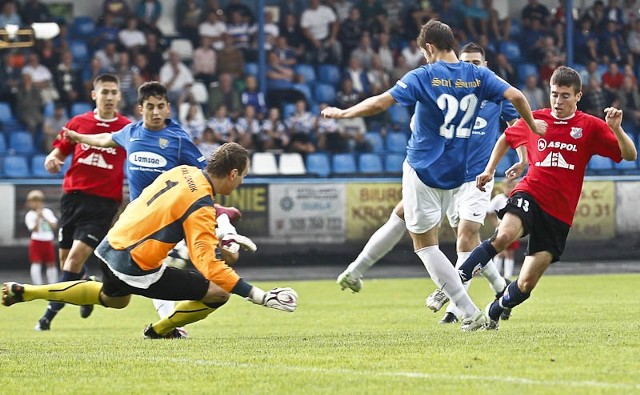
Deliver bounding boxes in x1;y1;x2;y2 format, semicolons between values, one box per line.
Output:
314;83;336;105
294;64;316;85
0;134;6;155
282;103;296;119
317;64;341;86
365;131;384;153
31;154;54;178
358;153;383;174
0;102;15;123
385;132;407;153
499;41;523;63
305;152;331;177
69;40;90;63
60;156;72;176
71;102;93;117
389;104;411;125
517;63;538;83
245;62;258;76
384;153;405;174
332;153;357;174
9;131;35;155
2;155;30;178
588;155;613;171
71;16;96;38
292;83;313;104
614;158;639;174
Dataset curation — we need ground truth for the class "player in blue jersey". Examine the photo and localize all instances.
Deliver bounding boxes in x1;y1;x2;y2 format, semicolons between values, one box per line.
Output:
64;81;255;337
322;20;545;331
335;42;526;324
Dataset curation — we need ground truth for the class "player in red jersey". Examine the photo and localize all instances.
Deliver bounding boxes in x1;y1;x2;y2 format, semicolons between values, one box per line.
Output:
36;74;130;331
457;66;637;329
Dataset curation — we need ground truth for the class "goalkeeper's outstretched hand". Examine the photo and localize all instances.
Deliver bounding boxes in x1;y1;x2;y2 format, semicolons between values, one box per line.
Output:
221;233;257;254
262;287;298;312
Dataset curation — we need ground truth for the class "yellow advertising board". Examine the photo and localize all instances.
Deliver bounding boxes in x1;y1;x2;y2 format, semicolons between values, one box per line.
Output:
346;183;402;241
569;181;615;240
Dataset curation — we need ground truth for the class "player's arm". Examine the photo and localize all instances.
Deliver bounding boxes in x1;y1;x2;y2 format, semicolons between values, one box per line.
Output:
477;134;512;191
604;107;638;161
63;127;118;147
184;207;295;312
503;87;547;136
44;147;67;174
321;92;396;119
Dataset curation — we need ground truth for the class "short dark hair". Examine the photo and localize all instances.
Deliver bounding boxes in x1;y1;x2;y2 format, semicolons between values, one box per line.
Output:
550;66;582;93
137;81;168;105
93;73;119;88
417;19;456;52
205;142;249;178
460;42;485;59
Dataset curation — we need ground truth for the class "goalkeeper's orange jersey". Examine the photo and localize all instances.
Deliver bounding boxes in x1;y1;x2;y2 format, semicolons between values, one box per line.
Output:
106;165;240;292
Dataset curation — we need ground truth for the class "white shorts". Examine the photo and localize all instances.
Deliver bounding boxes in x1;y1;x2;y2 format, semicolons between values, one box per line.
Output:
446;178;494;228
402;160;459;234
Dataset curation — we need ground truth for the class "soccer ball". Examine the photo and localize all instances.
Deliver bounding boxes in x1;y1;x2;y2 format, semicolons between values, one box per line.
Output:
264;287;298;312
163;241;191;269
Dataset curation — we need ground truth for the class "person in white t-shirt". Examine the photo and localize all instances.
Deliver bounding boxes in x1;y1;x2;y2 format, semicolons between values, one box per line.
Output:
24;190;58;285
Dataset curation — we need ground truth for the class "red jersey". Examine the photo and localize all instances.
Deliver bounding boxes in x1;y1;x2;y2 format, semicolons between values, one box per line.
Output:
53;110;131;202
505;109;622;225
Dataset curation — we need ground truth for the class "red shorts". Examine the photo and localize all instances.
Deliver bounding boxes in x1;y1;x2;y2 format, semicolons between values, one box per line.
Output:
507;239;520;251
29;239;56;265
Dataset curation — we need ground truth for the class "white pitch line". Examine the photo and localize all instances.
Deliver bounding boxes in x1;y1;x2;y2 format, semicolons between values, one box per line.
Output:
153;357;640;391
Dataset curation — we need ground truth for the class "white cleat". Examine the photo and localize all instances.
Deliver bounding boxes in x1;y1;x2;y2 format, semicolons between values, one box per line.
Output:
337;270;363;293
425;288;449;312
460;310;488;332
484;302;500;330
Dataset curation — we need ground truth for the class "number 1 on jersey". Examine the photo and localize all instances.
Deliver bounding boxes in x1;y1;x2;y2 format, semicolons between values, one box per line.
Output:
146;180;178;206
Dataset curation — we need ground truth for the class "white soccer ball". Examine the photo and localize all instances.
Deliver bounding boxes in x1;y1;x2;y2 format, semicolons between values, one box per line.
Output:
163;241;190;269
264;287;298;312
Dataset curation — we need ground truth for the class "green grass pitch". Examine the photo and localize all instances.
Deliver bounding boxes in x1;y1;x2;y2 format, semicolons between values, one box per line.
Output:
1;273;639;394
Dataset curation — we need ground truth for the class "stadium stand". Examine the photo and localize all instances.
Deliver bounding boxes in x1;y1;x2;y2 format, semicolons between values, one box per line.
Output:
2;155;30;178
358;153;384;174
332;153;357;175
278;152;306;175
30;154;54;178
385;132;408;154
365;131;384;153
305;152;331;177
317;64;341;86
71;102;93;117
9;131;35;155
251;152;279;175
384;153;405;174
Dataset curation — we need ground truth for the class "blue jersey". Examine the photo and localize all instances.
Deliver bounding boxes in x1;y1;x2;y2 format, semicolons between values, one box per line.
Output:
112;119;206;200
466;100;519;181
389;61;511;189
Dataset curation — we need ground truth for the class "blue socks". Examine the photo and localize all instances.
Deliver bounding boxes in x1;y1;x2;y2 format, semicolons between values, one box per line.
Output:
488;280;531;320
458;240;498;282
42;270;83;322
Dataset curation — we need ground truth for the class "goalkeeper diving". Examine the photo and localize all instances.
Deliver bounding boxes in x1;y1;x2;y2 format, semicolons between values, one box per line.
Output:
2;143;298;338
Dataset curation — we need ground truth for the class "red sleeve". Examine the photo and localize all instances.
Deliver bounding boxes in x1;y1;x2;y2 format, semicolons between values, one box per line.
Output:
504;118;530;149
52;117;77;156
591;118;623;163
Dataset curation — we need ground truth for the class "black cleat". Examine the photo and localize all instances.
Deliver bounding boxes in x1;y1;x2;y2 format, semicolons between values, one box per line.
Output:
500;308;512;321
2;282;25;306
34;317;51;331
143;324;187;339
438;312;459;324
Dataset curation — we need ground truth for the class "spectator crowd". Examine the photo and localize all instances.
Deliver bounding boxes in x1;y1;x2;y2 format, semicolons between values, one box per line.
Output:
1;0;640;169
